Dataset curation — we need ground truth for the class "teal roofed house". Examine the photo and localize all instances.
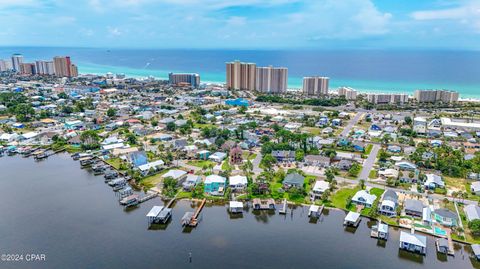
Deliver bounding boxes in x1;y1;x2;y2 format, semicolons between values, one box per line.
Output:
225;98;250;107
204;175;226;196
433;209;458;227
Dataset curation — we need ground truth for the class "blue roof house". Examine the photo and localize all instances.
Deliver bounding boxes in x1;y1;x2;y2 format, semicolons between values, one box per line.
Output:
128;151;148;167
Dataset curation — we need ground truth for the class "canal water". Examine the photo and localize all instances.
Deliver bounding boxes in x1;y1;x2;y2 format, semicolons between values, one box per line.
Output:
0;153;478;269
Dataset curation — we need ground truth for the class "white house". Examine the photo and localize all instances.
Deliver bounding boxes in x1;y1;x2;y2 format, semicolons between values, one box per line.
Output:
229;175;248;191
162;169;187;182
310;180;330;201
471;181;480;195
352;190;377;208
137;160;165;176
424;174;444;189
209;152;227;163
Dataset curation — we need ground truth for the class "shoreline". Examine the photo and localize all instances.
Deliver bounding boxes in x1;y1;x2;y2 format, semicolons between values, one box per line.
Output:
78;64;480;100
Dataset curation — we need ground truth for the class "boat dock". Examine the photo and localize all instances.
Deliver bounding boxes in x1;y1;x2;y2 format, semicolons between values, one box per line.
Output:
146;205;172;225
308;205;324;218
279;199;287;214
252;198;275;210
138;191;158;203
181;198;206;227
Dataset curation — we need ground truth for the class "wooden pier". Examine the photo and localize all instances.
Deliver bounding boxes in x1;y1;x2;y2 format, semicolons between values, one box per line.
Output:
139;191;158;203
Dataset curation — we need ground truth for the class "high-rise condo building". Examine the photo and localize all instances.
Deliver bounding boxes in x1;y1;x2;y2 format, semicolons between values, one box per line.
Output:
256;65;288;94
366;93;408;104
70;64;78;77
35;60;55;75
303;76;329;96
226;60;256;91
20;63;36;75
168;73;200;87
53;56;77;77
413;90;459;103
11;54;24;72
0;59;13;72
337;87;358;100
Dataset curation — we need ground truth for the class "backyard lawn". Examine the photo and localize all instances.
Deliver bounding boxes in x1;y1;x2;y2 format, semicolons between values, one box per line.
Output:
187;160;215;168
331;187;360;210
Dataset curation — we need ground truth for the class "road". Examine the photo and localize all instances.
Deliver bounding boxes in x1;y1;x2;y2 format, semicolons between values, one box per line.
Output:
251;152;263;175
340;112;364;137
358;144;380;180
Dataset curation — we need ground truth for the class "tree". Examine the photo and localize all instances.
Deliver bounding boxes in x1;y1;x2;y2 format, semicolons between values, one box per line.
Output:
107;108;116;118
126;133;137;145
57;92;68;99
80;130;100;150
166;122;176;132
295;150;304;162
260;154;277;171
358;179;365;190
14;103;35;122
163;176;178;198
348;163;362;177
404;116;413;125
469;219;480;236
325;168;335;182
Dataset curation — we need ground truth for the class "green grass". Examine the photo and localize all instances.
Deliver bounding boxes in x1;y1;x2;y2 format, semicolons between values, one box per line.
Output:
193;122;215;129
301;127;322;135
242;152;257;161
370;187;385;198
105;157;123;170
331;187;360;210
221;161;231;170
138;169;169;189
187;160;215;168
176;191;193;199
368;170;378;179
365;144;373;155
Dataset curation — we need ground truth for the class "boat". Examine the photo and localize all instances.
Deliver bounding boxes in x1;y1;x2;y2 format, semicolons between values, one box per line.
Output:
109;177;127;187
104;170;118;181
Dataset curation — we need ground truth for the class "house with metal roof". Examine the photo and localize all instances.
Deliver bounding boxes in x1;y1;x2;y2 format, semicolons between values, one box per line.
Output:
464;204;480;222
404;199;424;218
399;231;427;255
282;172;305;189
378;190;398;217
352;190;377;208
433;208;458;227
204;175;226;196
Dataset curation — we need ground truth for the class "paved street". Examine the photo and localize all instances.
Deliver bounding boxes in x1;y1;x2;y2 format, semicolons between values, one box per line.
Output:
358;144;380;180
340;112;364;137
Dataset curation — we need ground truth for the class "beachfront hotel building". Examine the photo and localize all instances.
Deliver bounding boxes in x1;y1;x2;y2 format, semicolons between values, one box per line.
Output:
226;60;257;91
11;53;24;72
366;93;408;105
303;76;329;97
414;90;459;103
168;73;200;88
338;87;358;100
256;65;288;94
20;63;35;75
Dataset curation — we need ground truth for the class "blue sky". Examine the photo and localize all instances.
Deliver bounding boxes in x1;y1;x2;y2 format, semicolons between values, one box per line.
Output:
0;0;479;49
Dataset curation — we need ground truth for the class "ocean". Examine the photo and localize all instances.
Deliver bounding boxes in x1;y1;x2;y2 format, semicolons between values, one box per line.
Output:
1;47;479;98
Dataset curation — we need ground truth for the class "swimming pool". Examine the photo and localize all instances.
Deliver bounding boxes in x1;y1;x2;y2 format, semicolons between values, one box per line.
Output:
434;226;447;236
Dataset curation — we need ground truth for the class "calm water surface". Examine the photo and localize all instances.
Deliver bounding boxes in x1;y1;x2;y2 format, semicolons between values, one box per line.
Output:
0;153;478;269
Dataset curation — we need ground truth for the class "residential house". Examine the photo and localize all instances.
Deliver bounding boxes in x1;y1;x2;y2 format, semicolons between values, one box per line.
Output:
204;174;226;196
137;160;165;176
433;209;458;227
127;151;148;167
424;174;445;190
229;175;248;192
282;172;305;189
182;174;202;191
464;204;480;222
272;150;295;162
304;155;330;167
209;152;227;163
336;159;353;171
471;181;480;195
310;180;330;201
352;190;377;208
404;199;424;218
162;169;188;184
378;190;398;217
399;231;427;255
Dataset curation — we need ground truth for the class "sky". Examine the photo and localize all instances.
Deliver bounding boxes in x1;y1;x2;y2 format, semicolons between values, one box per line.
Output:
0;0;479;49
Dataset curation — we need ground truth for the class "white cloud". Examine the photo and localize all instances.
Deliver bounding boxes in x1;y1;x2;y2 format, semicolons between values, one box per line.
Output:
411;0;480;33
